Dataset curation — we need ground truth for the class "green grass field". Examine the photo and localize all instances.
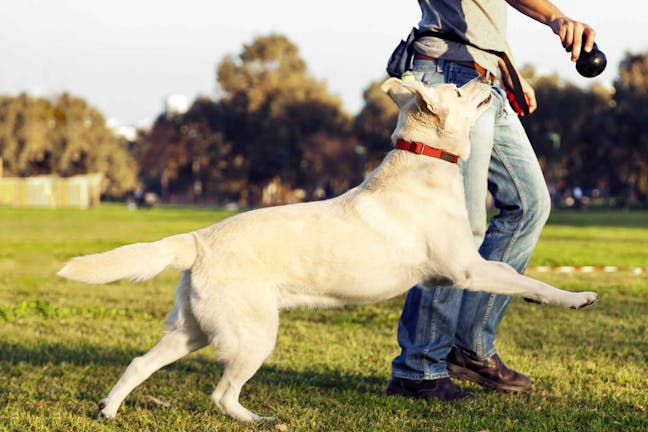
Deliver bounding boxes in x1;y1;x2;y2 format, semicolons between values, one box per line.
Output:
0;205;646;431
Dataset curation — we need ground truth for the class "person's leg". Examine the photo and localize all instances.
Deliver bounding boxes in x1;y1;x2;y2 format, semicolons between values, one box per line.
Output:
446;86;551;394
454;86;551;358
390;61;496;391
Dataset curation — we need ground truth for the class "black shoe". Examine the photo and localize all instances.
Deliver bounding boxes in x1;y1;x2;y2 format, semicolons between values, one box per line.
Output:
447;345;532;393
386;377;479;402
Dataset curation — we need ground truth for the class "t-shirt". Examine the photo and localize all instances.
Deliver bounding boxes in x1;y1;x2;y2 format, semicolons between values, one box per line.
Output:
414;0;507;77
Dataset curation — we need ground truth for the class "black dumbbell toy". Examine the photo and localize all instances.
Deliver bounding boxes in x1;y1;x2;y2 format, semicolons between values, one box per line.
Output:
575;36;607;78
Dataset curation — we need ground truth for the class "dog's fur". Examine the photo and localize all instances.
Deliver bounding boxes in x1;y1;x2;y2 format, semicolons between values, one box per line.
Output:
58;77;598;422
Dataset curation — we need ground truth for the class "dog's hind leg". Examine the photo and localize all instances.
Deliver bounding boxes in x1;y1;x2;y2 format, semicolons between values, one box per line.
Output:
209;299;279;422
98;274;209;419
457;259;599;309
98;322;208;418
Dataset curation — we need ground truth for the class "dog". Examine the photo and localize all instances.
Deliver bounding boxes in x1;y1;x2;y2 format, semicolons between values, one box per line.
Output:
58;77;598;422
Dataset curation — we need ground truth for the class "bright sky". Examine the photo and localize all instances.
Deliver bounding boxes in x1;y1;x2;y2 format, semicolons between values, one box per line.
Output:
0;0;644;127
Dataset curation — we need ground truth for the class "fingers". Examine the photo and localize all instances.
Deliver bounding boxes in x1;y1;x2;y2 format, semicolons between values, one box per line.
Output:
582;28;597;53
517;89;537;117
517;75;537;116
525;90;537;115
569;24;596;61
552;17;597;61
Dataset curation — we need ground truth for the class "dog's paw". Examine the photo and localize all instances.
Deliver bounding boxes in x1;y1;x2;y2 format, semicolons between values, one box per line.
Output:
97;399;117;419
569;291;599;309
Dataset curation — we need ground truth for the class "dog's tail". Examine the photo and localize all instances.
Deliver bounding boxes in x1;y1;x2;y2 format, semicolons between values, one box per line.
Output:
57;233;197;284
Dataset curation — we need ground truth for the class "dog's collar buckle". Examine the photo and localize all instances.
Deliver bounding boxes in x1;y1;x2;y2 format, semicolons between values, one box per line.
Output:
408;141;425;154
395;139;459;164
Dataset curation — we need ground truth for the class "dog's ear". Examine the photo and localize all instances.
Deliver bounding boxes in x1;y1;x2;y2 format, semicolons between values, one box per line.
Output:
381;77;417;108
381;78;440;113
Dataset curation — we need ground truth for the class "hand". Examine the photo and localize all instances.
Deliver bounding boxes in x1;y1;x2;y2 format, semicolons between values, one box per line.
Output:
519;74;537;115
549;17;596;62
499;59;537;116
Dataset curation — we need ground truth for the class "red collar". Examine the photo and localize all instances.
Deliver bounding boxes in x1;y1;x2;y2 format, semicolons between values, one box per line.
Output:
395;139;459;164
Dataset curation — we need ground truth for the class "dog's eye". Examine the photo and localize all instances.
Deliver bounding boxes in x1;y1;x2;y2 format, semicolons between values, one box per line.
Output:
455;89;462;98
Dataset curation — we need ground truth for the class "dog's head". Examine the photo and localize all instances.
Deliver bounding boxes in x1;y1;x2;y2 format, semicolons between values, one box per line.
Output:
381;77;492;159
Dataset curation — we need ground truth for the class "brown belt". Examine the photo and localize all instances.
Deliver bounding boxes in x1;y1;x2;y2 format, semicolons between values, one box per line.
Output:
414;52;496;82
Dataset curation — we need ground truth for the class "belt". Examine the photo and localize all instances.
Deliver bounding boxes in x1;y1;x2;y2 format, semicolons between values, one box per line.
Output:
414;52;496;82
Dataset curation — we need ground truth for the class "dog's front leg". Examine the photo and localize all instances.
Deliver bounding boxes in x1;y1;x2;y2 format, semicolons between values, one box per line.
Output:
458;260;599;309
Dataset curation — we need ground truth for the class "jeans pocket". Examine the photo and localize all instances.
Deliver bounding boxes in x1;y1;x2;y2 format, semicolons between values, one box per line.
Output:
412;60;445;86
444;63;482;86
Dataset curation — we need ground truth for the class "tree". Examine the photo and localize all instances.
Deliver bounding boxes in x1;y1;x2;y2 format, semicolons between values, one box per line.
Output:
0;93;138;195
137;98;245;203
521;56;648;205
298;133;364;199
136;114;186;200
520;65;611;189
216;34;351;187
353;78;399;167
597;52;648;200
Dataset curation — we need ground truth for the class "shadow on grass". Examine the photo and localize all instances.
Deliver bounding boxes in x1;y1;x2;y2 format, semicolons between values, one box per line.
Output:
546;209;648;228
0;340;385;394
2;341;646;431
0;340;139;366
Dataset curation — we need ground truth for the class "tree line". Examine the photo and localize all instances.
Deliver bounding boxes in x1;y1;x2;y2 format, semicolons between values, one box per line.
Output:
0;93;138;195
1;34;647;207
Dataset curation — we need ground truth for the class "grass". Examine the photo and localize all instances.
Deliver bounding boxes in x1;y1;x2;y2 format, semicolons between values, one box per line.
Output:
0;205;646;431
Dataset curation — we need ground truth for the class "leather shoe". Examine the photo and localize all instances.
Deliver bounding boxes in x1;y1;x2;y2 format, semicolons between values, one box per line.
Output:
447;345;532;393
386;377;479;402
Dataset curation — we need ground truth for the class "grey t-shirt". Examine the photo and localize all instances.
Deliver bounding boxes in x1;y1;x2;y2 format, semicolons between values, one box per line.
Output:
413;0;507;77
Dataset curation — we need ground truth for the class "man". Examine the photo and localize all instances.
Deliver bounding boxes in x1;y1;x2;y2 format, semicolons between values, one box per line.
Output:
387;0;598;401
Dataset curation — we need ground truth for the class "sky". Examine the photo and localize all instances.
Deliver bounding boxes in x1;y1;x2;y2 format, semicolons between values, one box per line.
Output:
0;0;645;127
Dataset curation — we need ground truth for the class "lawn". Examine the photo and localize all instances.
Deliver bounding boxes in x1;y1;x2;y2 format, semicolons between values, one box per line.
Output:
0;205;646;431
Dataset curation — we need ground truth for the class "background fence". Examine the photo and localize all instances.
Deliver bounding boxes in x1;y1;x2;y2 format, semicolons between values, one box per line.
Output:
0;174;103;209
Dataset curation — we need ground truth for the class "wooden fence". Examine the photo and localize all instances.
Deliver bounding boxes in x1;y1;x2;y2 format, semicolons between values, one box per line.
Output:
0;174;103;208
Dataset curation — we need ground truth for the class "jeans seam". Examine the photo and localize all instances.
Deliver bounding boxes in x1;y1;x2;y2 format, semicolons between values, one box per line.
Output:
421;286;440;378
474;295;495;357
491;140;527;263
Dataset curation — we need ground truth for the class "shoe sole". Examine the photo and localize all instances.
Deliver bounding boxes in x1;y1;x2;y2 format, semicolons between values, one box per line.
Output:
385;384;479;402
447;364;532;394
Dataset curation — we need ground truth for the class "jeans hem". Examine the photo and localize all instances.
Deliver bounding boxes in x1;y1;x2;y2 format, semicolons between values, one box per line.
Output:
391;371;450;381
480;346;498;360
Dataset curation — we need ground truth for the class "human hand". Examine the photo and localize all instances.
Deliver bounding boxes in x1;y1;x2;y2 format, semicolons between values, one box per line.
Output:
498;58;536;116
549;17;596;62
519;74;537;115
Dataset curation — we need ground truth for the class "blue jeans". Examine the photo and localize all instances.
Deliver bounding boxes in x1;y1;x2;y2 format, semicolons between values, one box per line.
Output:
391;59;551;380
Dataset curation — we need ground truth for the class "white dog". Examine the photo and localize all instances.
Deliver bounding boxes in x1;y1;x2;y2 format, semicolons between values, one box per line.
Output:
58;77;598;422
